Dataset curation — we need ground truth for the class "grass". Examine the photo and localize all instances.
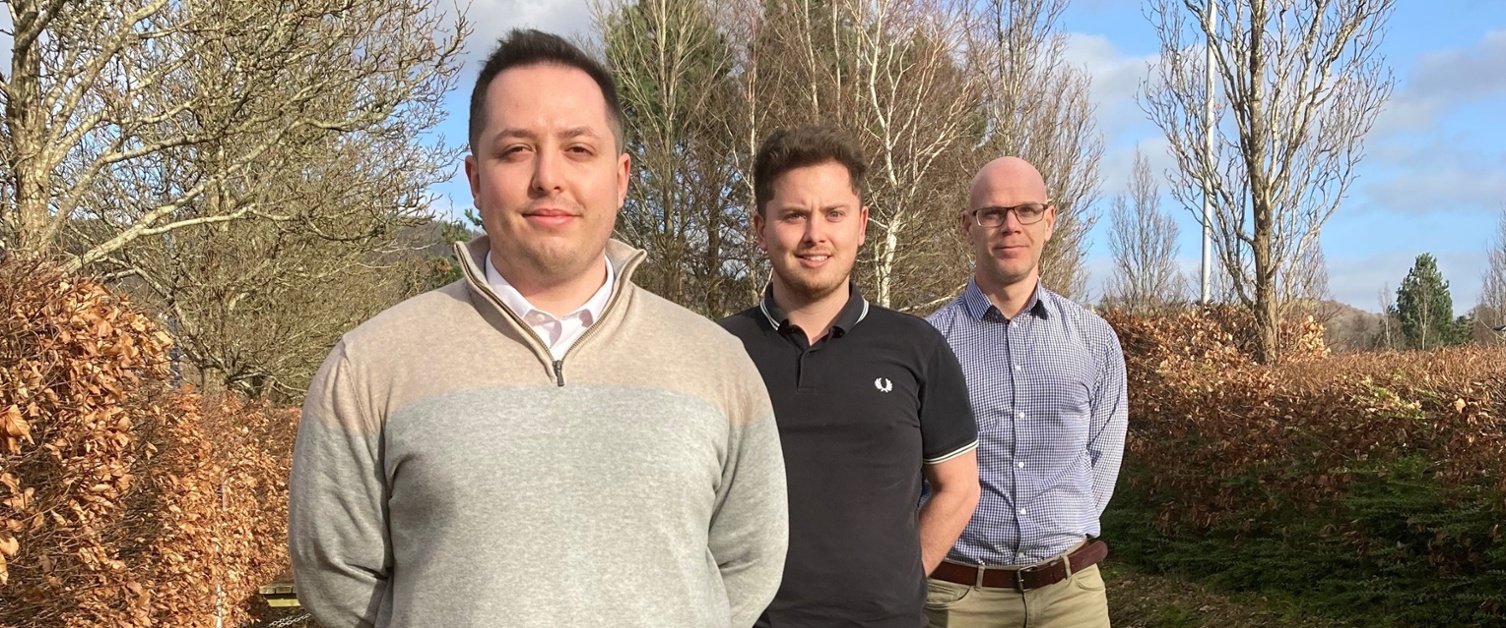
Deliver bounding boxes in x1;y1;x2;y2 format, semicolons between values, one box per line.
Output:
1104;560;1354;628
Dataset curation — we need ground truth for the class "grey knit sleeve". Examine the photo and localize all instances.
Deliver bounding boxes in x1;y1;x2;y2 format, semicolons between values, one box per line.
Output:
288;343;391;628
707;361;788;628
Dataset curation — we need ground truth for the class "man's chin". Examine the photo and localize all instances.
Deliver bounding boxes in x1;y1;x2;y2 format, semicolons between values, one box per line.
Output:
980;262;1035;287
502;247;604;283
780;274;847;302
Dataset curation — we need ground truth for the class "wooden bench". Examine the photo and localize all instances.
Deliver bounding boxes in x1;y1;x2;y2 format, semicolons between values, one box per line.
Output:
258;580;300;608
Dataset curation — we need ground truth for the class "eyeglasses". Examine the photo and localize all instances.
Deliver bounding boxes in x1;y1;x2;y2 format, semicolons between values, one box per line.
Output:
970;203;1049;227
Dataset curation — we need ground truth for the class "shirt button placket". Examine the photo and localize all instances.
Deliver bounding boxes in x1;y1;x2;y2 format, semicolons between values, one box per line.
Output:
1005;319;1027;561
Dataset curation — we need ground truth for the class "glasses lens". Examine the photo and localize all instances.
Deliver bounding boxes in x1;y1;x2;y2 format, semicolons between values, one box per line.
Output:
975;205;1046;226
1016;204;1044;224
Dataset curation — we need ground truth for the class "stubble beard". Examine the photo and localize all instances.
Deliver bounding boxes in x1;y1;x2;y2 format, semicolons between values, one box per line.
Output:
777;262;849;307
982;258;1037;291
498;234;607;289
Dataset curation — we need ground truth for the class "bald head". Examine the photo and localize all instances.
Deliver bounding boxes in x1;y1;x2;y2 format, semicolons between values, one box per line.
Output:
962;155;1056;297
970;156;1048;210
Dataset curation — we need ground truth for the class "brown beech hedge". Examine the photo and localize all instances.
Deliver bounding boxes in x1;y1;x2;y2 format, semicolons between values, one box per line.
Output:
1;260;296;627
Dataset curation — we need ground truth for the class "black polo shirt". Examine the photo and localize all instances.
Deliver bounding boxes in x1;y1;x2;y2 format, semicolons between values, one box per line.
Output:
720;284;978;628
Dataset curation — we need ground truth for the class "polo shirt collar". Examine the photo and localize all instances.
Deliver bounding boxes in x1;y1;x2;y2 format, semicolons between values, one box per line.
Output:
758;281;870;337
961;276;1048;321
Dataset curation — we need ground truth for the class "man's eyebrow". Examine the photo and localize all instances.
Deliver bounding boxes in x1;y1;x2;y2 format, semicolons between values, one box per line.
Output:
560;126;600;140
487;127;603;144
487;127;536;145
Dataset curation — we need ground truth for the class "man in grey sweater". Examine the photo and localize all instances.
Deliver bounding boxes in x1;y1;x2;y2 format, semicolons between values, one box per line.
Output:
287;29;789;628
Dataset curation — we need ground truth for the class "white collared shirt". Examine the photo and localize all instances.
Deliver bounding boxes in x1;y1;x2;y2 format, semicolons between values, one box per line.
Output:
485;252;615;360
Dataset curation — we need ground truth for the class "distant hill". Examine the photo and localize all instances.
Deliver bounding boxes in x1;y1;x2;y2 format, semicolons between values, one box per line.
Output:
1291;298;1390;353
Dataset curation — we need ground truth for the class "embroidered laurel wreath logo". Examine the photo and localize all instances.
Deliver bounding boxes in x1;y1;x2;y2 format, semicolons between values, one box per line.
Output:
874;377;893;393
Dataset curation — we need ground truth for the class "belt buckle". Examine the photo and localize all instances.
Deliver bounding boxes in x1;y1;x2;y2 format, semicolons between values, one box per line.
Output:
1015;558;1053;592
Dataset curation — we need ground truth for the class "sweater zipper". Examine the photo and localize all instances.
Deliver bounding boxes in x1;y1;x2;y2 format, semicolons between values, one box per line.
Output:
457;242;645;388
550;267;634;387
456;250;556;380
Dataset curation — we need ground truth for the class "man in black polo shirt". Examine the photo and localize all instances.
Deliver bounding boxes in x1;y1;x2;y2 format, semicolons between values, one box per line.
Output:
720;126;980;628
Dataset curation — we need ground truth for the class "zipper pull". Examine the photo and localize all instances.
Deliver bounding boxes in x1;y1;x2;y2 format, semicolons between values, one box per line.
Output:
553;359;565;387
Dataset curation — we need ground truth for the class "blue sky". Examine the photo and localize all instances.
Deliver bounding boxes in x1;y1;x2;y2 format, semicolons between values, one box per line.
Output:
438;0;1506;313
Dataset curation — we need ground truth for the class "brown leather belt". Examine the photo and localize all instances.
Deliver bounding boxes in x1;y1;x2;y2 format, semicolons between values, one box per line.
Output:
930;539;1109;592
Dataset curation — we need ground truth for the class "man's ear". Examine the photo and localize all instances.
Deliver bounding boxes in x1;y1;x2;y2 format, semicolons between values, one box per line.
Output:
754;211;767;252
616;151;631;207
464;153;481;202
858;205;869;247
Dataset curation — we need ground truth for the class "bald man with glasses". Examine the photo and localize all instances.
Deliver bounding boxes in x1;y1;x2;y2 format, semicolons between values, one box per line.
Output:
922;156;1129;628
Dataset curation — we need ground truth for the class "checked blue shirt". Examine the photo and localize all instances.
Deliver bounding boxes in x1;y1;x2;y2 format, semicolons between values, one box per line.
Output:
926;279;1128;566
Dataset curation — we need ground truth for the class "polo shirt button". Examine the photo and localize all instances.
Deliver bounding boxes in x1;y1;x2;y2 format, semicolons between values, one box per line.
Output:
1018;508;1027;515
1016;462;1025;468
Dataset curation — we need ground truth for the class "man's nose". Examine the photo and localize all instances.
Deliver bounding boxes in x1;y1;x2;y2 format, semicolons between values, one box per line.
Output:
530;148;564;196
803;215;829;243
999;208;1026;232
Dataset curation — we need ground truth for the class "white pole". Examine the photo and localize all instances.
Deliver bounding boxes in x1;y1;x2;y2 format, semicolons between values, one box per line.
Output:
1200;1;1218;304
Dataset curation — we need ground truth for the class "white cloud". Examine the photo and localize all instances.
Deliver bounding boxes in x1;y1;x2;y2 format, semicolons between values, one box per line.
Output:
1370;94;1445;137
455;0;598;61
1409;29;1506;102
1063;33;1160;141
1334;30;1506;215
1372;29;1506;138
1327;250;1487;313
1080;253;1202;305
1361;138;1506;214
1081;257;1115;303
1098;135;1177;198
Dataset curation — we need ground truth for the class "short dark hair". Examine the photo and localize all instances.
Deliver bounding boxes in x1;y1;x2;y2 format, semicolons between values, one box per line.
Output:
469;29;625;154
753;126;866;216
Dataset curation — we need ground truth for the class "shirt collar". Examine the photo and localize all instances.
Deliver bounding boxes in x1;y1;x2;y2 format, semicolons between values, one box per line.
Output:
758;281;870;337
961;276;1048;321
484;251;615;324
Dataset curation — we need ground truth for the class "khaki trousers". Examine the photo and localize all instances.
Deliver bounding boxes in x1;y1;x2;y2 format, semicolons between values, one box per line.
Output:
922;562;1110;628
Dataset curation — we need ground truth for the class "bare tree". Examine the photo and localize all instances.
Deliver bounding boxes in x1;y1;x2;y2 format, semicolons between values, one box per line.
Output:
0;0;465;270
967;0;1103;301
1105;148;1186;313
744;0;983;311
1285;237;1331;304
595;0;761;318
1479;205;1506;331
100;138;453;399
846;0;983;310
588;0;1097;313
1283;238;1342;326
1141;0;1395;362
2;0;467;397
1375;282;1399;350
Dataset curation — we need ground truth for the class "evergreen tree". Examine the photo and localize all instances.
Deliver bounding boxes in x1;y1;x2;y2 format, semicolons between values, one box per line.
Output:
1395;253;1465;350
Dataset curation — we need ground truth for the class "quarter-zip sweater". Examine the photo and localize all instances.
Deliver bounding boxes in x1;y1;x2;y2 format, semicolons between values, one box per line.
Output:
288;237;789;628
